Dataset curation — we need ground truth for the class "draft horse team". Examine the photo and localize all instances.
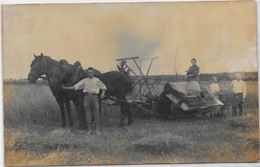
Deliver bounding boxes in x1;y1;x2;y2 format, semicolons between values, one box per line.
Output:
28;53;133;135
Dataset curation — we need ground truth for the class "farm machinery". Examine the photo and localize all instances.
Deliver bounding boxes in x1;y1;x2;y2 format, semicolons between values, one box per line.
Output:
156;82;224;119
110;56;225;119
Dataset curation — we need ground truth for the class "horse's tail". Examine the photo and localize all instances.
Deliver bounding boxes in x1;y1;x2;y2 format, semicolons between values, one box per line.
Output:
99;96;102;114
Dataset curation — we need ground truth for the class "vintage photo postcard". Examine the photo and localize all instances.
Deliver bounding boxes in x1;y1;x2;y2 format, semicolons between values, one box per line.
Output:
2;1;259;166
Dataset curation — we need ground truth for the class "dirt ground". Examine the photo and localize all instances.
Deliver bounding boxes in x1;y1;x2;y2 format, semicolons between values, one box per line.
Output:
5;115;259;166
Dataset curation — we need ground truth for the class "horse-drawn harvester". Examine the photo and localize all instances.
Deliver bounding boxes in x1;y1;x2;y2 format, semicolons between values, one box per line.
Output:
108;56;225;119
28;53;226;130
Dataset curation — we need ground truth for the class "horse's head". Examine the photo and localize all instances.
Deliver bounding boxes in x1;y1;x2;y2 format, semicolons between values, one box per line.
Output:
28;53;47;83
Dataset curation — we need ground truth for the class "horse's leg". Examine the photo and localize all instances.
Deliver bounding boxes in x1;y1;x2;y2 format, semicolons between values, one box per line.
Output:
89;95;101;134
65;100;73;127
88;97;95;131
56;97;66;128
98;98;102;122
73;99;88;130
91;102;94;124
125;102;133;125
119;101;127;127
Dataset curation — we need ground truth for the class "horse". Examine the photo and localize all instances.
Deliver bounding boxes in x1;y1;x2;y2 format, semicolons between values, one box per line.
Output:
59;58;134;126
27;53;133;130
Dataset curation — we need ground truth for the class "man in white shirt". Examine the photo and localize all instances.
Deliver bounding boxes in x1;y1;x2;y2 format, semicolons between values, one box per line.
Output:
62;67;107;135
231;73;247;116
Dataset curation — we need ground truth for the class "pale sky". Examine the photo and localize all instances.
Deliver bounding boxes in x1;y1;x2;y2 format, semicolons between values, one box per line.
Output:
2;1;257;79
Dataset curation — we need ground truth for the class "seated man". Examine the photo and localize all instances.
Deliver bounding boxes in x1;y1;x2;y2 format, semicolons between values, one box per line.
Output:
186;58;200;94
117;60;130;76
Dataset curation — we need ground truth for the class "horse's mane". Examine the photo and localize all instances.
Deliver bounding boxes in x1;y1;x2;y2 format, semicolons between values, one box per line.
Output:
43;55;60;65
40;54;78;85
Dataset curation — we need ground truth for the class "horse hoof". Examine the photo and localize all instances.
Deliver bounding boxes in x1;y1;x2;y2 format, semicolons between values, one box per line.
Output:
128;120;133;125
78;125;88;131
87;130;92;135
119;122;124;127
94;130;101;136
69;121;74;127
61;123;66;128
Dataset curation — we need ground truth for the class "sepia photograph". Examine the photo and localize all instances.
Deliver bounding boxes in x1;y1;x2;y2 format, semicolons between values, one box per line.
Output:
2;0;259;166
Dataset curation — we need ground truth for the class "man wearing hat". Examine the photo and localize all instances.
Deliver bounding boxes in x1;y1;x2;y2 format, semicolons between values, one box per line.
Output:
117;60;130;75
231;73;247;116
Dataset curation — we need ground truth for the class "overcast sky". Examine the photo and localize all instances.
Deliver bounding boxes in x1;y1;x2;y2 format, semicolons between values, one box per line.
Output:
2;1;257;79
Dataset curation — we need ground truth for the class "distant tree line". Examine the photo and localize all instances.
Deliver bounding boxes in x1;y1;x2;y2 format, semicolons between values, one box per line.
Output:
3;78;48;85
3;72;258;85
145;72;258;82
199;72;258;81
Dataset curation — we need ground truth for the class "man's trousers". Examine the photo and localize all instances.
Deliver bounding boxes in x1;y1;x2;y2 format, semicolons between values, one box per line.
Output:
232;93;243;116
84;94;100;132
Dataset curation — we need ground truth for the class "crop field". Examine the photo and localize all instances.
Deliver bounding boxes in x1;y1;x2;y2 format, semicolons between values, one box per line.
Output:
3;80;259;166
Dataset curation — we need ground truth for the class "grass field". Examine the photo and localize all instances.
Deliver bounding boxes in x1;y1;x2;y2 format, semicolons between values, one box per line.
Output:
3;80;259;166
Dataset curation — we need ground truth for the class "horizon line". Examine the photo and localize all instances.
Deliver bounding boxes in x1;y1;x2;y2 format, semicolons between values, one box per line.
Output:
3;71;258;80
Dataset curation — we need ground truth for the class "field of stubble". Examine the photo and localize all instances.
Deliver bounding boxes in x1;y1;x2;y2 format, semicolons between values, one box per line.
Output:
3;81;259;166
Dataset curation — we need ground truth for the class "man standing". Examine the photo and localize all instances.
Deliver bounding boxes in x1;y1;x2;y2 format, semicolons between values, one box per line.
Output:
210;76;221;97
231;73;247;116
62;67;107;135
186;58;200;93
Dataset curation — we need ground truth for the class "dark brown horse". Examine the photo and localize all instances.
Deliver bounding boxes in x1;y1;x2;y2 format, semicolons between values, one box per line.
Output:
28;53;133;129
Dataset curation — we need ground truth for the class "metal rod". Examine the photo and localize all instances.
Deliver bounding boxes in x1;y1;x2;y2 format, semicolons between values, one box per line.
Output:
139;56;158;61
139;60;142;100
116;57;139;61
132;59;152;97
174;47;177;75
125;64;138;76
146;58;154;77
141;78;160;96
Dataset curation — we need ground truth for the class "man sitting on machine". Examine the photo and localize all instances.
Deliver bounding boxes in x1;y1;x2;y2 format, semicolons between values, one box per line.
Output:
186;58;201;95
